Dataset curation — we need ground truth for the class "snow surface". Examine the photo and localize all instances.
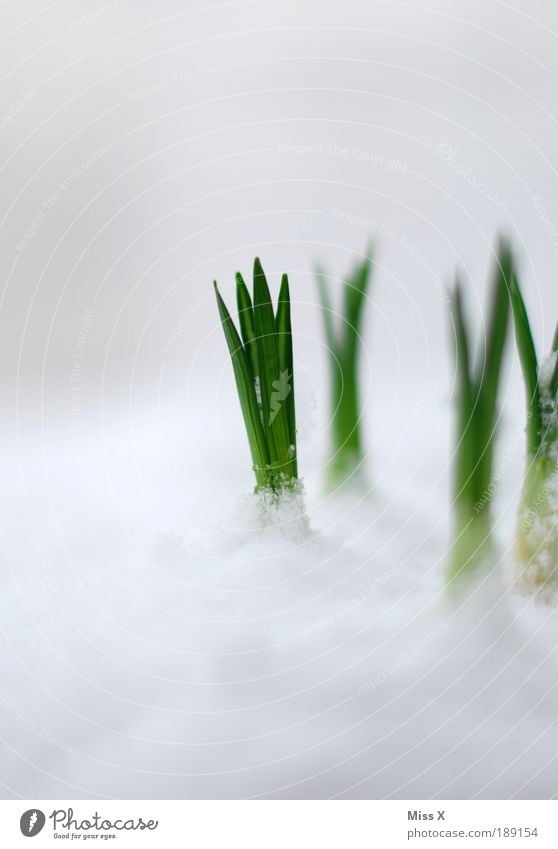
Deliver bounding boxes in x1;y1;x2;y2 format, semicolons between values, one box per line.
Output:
2;399;558;800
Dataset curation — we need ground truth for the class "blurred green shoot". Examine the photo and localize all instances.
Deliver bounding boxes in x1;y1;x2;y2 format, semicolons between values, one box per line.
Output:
316;247;373;488
448;240;513;584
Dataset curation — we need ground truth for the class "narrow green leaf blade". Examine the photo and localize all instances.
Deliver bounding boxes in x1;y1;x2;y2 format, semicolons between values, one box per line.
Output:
549;321;558;397
344;249;373;341
316;267;337;358
316;248;373;485
214;281;269;480
253;258;293;479
236;272;259;378
509;268;542;457
276;272;297;475
451;278;476;510
474;240;512;497
478;240;512;406
344;250;373;380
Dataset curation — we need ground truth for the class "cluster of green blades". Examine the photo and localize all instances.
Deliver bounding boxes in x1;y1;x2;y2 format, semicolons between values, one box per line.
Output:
449;240;514;581
214;258;298;494
213;241;557;588
316;249;373;487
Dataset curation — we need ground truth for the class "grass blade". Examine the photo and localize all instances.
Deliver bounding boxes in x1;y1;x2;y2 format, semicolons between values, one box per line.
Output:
236;272;259;378
343;248;373;361
316;248;373;487
451;279;475;510
448;247;512;585
550;321;558;396
214;281;269;484
253;258;294;479
316;268;337;357
474;240;512;496
509;268;542;457
477;241;512;414
276;273;297;475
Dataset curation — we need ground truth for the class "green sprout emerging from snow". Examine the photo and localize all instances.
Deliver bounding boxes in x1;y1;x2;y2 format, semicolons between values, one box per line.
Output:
509;271;558;588
317;248;373;488
448;240;513;584
214;258;298;495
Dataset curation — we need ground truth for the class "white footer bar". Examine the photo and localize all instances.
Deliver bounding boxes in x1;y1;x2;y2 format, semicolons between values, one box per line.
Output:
2;800;556;847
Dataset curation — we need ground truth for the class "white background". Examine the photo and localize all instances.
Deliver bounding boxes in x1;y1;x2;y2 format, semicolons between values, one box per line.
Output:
2;0;558;802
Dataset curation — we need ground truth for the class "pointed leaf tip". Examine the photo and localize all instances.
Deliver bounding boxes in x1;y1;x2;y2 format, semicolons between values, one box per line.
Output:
213;280;224;307
279;272;290;297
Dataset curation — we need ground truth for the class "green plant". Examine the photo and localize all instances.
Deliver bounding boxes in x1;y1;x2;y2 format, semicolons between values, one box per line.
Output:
448;240;513;583
316;248;373;487
509;270;558;586
214;257;298;495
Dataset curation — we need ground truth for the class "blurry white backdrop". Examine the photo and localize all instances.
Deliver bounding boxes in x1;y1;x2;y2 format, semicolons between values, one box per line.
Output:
2;0;558;512
2;0;558;406
2;0;558;800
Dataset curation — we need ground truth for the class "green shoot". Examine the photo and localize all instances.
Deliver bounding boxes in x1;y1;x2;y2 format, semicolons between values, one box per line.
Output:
214;258;298;495
448;240;513;584
510;269;558;587
316;247;373;487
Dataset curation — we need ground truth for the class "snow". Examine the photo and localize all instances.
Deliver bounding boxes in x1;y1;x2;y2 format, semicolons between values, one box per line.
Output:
2;398;558;800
